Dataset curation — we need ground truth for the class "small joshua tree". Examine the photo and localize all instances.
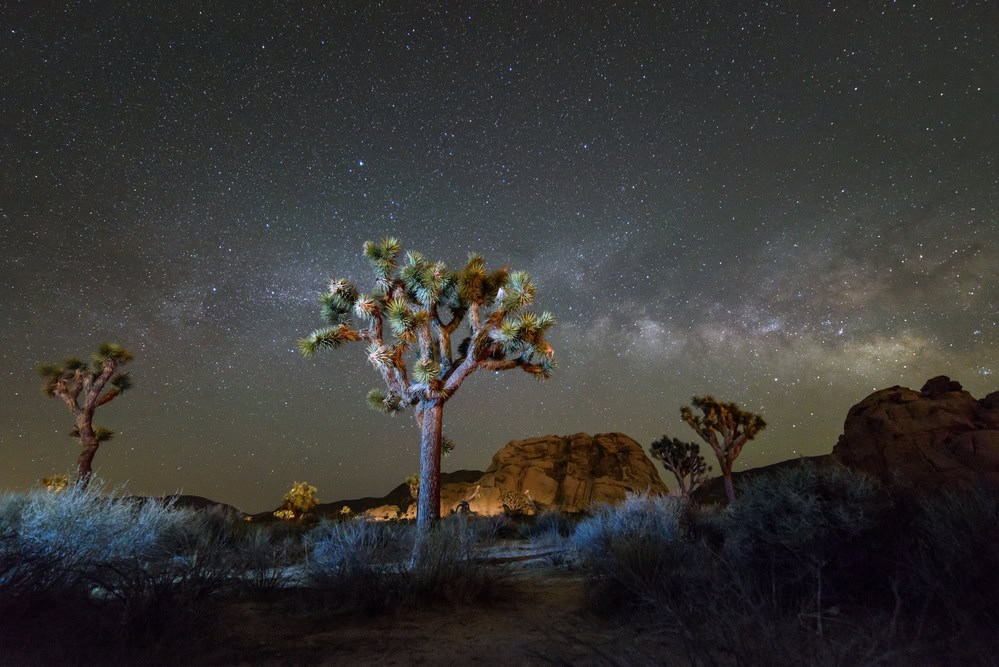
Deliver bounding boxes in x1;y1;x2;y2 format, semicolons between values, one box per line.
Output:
405;473;421;502
680;396;766;503
500;490;536;516
649;436;711;499
274;481;319;521
36;343;134;488
299;238;556;535
40;473;69;493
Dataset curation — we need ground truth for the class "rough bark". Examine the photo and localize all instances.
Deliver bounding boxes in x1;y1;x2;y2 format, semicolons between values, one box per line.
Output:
76;422;99;489
416;399;444;534
721;461;736;504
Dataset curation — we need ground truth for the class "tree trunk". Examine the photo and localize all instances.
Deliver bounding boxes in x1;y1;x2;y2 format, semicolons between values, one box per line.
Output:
416;399;444;536
721;461;736;504
76;423;99;490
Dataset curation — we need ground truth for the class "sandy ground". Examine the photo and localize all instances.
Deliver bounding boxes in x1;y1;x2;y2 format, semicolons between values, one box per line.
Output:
206;541;671;666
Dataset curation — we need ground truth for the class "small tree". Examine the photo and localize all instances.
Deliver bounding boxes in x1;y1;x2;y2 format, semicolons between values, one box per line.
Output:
405;473;421;502
274;481;319;521
299;238;556;535
40;474;69;493
649;436;711;499
36;343;134;488
680;396;766;503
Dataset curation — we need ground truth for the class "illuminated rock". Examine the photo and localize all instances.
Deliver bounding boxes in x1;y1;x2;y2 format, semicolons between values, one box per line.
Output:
466;432;668;515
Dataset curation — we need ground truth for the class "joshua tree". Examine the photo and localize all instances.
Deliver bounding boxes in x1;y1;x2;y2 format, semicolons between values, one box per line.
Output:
40;474;69;493
36;343;134;488
298;237;556;535
680;396;766;503
649;436;711;499
274;481;319;521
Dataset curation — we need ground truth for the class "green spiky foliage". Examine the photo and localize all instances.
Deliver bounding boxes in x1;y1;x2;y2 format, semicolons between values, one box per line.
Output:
299;238;557;534
36;342;135;488
406;473;421;501
680;396;767;503
649;436;711;499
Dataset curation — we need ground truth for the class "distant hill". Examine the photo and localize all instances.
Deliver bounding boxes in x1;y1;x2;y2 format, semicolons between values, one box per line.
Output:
691;454;837;506
249;469;485;521
124;494;246;517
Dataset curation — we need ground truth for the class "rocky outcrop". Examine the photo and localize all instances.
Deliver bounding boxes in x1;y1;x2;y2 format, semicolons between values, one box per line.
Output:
321;433;667;519
463;432;668;515
832;376;999;490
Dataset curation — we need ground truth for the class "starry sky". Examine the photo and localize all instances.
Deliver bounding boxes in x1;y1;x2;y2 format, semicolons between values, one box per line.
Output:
2;2;997;512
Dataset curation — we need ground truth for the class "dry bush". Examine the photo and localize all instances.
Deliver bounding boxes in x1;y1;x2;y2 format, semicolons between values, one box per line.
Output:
0;481;229;664
305;515;497;612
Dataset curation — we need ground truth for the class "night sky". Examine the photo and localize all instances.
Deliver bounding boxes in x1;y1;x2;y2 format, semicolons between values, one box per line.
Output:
2;2;997;512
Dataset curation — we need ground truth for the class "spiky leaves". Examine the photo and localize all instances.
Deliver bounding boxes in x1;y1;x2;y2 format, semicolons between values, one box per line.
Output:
526;355;557;381
93;342;133;367
413;358;440;383
110;373;132;393
367;388;403;415
364;237;402;287
441;435;455;457
62;357;87;371
501;271;536;312
298;325;361;356
320;279;359;326
457;253;488;304
489;309;556;380
353;294;378;320
69;425;115;442
385;298;429;344
365;343;393;369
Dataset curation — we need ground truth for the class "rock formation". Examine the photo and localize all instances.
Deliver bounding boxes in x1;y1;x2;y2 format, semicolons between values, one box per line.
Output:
351;432;669;518
832;376;999;490
463;432;668;515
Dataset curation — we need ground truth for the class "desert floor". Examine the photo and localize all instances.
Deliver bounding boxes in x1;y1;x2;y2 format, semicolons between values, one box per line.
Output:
205;541;670;666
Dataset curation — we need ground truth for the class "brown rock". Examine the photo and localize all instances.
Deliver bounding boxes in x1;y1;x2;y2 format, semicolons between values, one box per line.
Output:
467;432;668;515
832;378;999;490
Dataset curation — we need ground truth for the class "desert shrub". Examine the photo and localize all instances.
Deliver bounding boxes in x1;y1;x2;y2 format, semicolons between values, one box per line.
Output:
518;508;575;540
530;525;575;567
230;523;296;591
573;493;689;560
723;463;881;610
0;480;193;596
0;482;231;664
306;515;496;611
406;515;494;602
305;518;407;610
572;493;696;608
468;512;516;545
902;482;999;642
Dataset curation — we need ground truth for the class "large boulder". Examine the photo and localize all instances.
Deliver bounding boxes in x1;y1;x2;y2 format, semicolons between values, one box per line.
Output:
832;376;999;490
466;432;668;514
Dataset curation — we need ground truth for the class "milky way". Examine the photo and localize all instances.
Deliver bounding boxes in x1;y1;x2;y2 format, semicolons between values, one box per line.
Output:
2;2;997;511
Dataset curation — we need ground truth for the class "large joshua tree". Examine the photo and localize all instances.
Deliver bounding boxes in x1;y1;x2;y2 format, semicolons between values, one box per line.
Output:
298;237;556;533
36;343;134;488
680;396;766;503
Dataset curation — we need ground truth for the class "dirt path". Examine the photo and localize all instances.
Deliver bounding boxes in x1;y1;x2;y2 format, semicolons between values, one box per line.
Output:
208;543;668;666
